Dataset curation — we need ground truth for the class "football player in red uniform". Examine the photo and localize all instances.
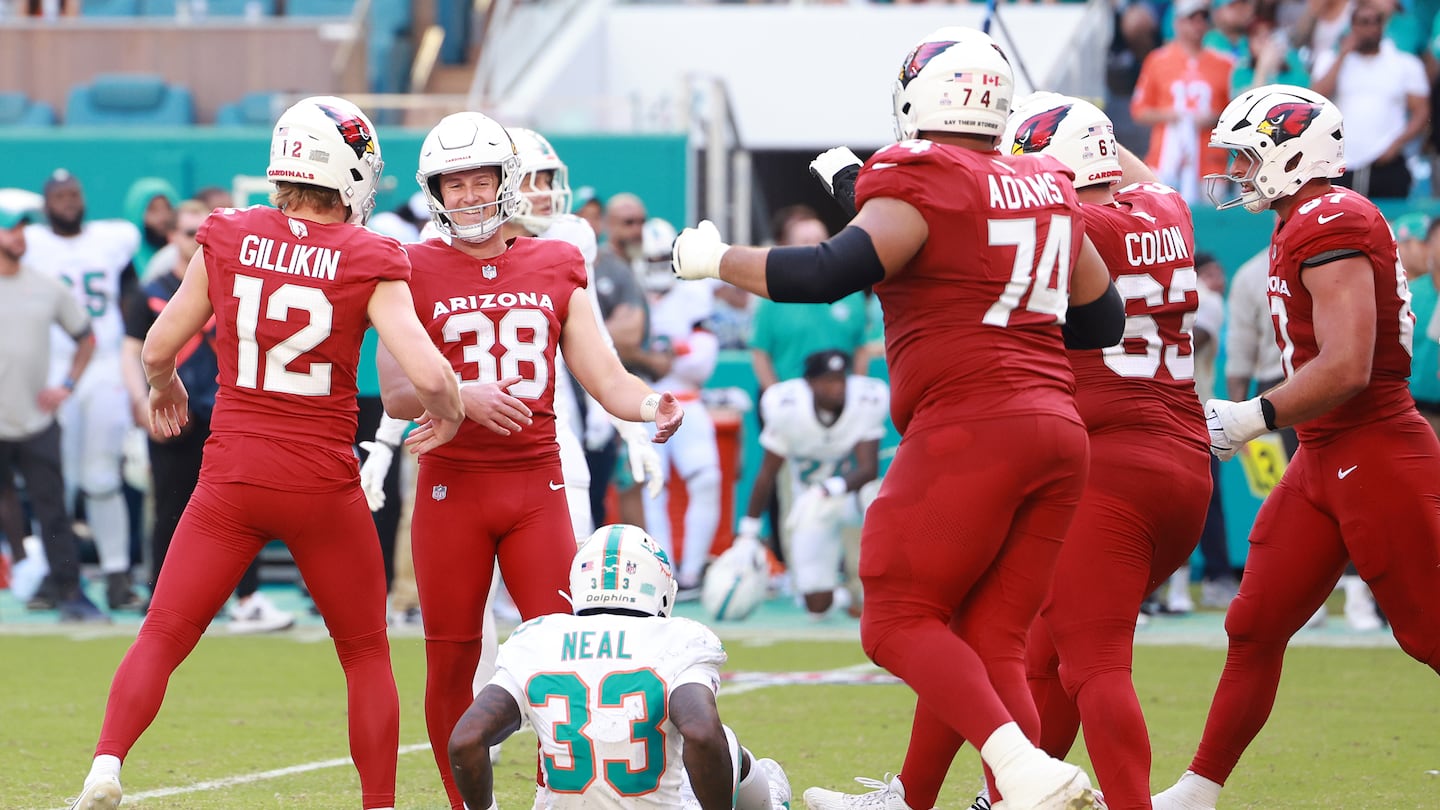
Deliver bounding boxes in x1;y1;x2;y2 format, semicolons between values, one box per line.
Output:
1152;84;1440;810
377;111;683;810
1001;94;1211;810
67;96;465;810
674;27;1124;810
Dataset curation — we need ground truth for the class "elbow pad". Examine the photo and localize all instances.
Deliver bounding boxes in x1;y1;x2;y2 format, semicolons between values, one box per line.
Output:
1063;282;1125;350
765;226;885;304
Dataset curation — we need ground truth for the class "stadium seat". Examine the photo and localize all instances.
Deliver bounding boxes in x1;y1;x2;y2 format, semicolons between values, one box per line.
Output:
215;91;281;126
0;92;57;126
79;0;140;15
285;0;354;16
141;0;276;16
65;73;195;126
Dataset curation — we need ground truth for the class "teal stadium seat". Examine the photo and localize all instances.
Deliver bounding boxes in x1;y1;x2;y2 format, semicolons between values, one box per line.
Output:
285;0;355;16
0;92;57;126
140;0;276;15
65;73;195;126
215;91;281;126
79;0;140;15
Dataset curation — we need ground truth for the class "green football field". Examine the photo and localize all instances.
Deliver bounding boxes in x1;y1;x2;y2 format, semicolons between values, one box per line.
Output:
7;602;1439;810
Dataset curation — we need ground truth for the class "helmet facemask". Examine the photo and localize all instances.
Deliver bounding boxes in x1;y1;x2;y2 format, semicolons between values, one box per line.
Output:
513;167;573;235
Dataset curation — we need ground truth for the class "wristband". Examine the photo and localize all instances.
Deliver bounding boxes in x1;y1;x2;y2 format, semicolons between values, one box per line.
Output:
1259;397;1278;431
822;476;848;498
639;392;661;422
62;377;76;392
738;516;763;538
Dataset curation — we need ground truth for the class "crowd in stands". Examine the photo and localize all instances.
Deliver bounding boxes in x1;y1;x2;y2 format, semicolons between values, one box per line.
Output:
1112;0;1436;200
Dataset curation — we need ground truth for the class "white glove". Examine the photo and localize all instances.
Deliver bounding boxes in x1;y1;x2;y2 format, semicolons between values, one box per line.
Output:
784;477;848;535
358;440;396;511
671;220;730;281
121;427;150;492
614;418;665;499
1205;397;1270;462
736;515;763;544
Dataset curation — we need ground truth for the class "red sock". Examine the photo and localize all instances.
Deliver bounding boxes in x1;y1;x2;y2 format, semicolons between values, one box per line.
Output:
425;638;482;810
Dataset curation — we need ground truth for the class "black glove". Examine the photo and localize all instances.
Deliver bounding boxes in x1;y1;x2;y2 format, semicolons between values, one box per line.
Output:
809;147;863;218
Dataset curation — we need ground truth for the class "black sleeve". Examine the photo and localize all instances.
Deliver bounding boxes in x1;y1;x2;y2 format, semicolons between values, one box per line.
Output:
122;276;155;341
1062;282;1125;350
765;226;886;304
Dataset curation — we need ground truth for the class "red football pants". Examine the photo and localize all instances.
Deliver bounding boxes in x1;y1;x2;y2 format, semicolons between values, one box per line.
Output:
411;462;575;809
1026;431;1211;810
858;414;1089;810
1191;412;1440;785
96;480;398;809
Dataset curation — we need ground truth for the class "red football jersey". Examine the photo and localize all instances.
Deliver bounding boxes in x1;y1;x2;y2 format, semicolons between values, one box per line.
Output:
1269;187;1416;444
198;206;409;490
405;236;587;470
1071;182;1207;448
855;140;1085;435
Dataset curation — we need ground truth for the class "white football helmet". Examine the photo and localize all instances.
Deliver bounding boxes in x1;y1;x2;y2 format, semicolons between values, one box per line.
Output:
892;26;1014;142
509;127;573;235
268;95;383;225
416;111;521;242
1207;83;1345;213
701;538;770;622
570;524;679;618
639;217;679;293
1002;93;1122;189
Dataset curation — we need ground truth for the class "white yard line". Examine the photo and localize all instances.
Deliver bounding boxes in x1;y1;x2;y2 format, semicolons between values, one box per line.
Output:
41;663;878;809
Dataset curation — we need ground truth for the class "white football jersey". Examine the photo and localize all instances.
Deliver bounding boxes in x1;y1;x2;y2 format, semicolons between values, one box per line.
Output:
489;613;726;810
650;283;717;394
24;220;140;374
759;376;890;486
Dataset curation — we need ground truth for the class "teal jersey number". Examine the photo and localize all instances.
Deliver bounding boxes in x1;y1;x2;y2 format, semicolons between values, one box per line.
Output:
527;668;668;796
61;271;109;318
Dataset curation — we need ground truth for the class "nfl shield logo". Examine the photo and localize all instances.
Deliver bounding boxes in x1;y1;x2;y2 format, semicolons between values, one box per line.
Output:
431;484;448;501
482;264;497;279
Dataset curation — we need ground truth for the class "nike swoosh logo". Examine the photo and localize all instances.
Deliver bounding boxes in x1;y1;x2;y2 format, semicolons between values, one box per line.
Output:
1317;212;1344;224
1338;465;1358;479
548;480;565;491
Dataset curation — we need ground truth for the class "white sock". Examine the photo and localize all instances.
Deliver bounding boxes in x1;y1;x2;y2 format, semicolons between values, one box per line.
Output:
85;754;121;787
735;749;771;810
978;722;1035;774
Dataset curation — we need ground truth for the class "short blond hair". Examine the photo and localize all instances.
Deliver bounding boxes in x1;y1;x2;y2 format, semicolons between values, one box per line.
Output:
271;181;343;214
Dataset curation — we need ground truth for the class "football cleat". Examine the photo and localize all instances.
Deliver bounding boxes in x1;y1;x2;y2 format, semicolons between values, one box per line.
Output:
68;775;122;810
994;750;1096;810
803;774;912;810
757;758;792;810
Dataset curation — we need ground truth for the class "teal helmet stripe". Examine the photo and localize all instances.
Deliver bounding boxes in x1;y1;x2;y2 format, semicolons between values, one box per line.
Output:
602;525;624;590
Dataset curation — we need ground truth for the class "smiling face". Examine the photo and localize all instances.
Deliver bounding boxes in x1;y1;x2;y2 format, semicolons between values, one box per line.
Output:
438;166;502;228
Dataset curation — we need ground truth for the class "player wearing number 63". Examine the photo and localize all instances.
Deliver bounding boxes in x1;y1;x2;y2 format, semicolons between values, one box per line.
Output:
996;93;1211;810
376;111;684;810
1152;85;1440;810
448;523;792;810
674;26;1122;810
66;96;465;810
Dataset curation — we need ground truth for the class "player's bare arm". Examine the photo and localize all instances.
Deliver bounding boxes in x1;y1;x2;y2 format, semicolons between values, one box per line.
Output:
845;438;880;491
141;249;213;437
366;279;464;452
447;685;523;810
670;683;734;810
1263;255;1377;425
740;447;787;529
675;197;925;302
561;286;684;442
38;331;94;415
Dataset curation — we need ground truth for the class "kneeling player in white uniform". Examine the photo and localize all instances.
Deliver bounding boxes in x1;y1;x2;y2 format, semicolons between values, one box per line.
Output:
448;524;791;810
736;350;888;618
